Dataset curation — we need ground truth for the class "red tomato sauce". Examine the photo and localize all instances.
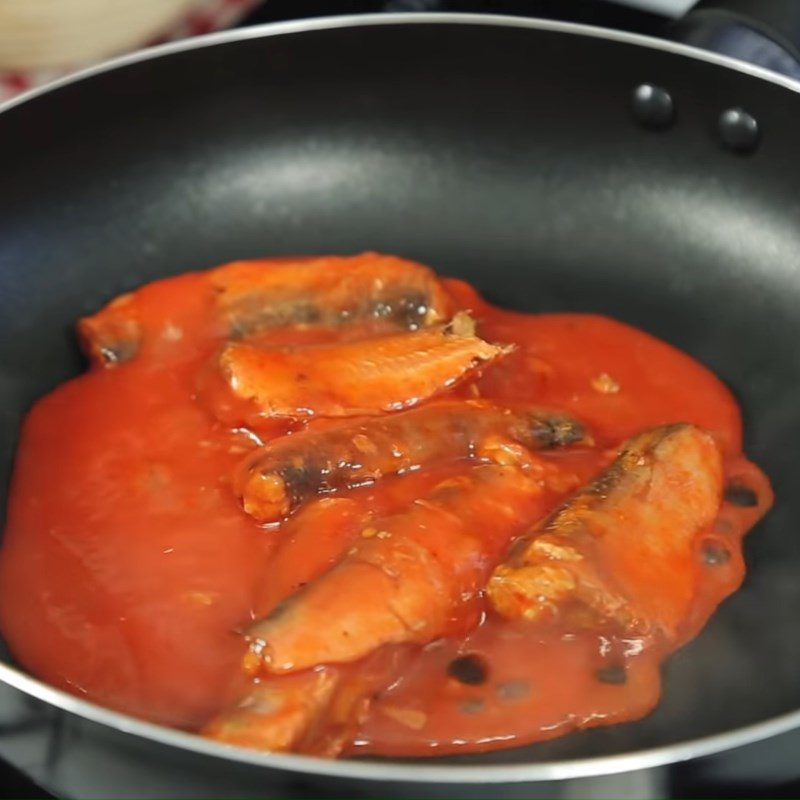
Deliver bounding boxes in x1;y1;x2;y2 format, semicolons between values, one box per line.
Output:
0;260;772;756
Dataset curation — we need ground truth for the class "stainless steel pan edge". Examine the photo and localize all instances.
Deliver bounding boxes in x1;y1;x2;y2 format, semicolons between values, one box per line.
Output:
3;655;800;784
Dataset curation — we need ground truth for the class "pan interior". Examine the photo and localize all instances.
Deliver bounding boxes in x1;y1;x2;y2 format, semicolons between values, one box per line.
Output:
0;19;799;769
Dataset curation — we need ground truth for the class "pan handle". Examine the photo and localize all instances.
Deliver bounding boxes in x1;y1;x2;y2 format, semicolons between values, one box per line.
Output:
671;0;800;79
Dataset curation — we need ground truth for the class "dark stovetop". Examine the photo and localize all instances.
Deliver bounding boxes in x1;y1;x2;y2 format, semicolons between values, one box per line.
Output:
2;1;798;798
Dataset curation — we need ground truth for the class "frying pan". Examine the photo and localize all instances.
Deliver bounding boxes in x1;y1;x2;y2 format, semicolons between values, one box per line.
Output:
1;5;800;798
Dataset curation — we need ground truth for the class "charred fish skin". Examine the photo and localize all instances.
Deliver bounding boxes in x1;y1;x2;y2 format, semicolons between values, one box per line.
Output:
210;252;452;337
235;403;588;523
488;423;724;637
225;289;435;339
510;409;589;450
78;253;452;367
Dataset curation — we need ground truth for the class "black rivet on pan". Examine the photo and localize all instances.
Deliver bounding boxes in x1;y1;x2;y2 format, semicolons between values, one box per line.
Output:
718;108;760;153
631;84;675;129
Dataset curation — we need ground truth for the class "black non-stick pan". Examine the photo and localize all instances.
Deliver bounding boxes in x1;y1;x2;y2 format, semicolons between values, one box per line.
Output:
1;6;800;799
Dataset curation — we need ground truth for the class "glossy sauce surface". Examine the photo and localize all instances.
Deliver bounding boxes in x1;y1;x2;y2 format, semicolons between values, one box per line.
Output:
0;261;772;755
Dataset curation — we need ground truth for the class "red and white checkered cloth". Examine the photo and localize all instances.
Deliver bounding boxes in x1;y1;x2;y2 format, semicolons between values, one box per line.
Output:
0;0;261;103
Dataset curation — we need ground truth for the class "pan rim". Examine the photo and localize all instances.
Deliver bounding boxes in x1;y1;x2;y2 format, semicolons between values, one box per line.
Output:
3;654;800;783
0;10;798;784
0;9;798;119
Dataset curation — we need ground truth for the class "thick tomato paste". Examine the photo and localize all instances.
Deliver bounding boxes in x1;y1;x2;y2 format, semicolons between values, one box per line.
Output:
0;255;771;757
